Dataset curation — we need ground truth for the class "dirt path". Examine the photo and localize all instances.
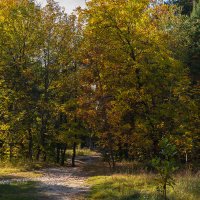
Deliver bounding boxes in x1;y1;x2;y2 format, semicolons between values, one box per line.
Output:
35;166;89;200
0;156;103;200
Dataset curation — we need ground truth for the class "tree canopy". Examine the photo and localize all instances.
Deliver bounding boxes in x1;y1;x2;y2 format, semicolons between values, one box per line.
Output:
0;0;199;168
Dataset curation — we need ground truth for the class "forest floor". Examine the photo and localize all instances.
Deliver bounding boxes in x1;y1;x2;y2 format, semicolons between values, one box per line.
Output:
0;155;105;200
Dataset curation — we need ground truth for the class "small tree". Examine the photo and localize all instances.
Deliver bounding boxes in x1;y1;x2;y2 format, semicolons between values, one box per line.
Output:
152;138;178;200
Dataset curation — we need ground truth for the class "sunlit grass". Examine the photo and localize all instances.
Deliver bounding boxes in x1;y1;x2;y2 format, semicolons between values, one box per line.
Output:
66;148;97;157
0;167;22;175
171;172;200;200
87;172;200;200
0;163;42;179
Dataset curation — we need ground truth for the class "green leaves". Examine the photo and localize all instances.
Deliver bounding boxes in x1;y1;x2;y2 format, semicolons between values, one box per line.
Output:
152;138;178;199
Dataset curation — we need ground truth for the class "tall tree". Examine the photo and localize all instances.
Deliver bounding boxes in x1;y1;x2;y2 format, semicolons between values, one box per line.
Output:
0;0;42;160
0;0;84;163
79;0;192;167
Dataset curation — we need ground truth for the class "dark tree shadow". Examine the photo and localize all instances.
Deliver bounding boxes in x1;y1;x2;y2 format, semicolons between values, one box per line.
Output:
0;181;41;200
37;184;89;199
120;192;164;200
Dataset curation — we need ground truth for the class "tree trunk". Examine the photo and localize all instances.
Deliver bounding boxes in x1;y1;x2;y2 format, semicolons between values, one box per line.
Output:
36;147;41;161
56;146;60;163
185;151;188;164
61;146;66;166
72;142;76;167
40;115;47;162
110;148;116;171
43;152;47;162
9;143;13;162
28;129;33;161
163;183;167;200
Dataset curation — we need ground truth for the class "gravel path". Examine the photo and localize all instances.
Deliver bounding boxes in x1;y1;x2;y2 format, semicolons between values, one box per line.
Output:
35;166;90;200
0;156;101;200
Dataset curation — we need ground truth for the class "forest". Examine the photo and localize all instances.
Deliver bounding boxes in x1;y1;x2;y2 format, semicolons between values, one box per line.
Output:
0;0;199;200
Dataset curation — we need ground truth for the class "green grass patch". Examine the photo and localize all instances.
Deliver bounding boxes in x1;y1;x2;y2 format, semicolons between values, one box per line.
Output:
0;181;39;200
66;148;97;157
0;159;60;172
87;173;200;200
0;166;42;179
0;167;22;175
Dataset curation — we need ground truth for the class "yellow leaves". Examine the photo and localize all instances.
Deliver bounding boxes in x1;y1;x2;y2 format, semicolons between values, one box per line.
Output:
78;0;195;161
122;123;131;131
0;124;10;131
22;68;33;79
0;11;4;22
82;58;90;65
156;122;165;129
185;131;193;137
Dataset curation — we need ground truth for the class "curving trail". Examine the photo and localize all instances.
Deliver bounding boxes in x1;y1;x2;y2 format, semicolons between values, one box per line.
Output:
0;156;103;200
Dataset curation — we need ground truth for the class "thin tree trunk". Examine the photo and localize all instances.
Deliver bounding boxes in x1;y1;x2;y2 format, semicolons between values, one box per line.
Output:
9;143;13;162
43;152;47;162
185;151;188;164
28;129;33;161
163;183;167;200
36;147;41;161
56;146;60;163
40;114;47;162
72;142;76;167
61;146;66;166
110;148;116;171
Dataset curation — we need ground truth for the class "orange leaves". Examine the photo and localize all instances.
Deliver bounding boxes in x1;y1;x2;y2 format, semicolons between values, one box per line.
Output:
76;0;196;161
153;4;172;15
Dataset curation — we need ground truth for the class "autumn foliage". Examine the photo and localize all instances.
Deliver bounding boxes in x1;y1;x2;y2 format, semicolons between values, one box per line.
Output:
0;0;199;170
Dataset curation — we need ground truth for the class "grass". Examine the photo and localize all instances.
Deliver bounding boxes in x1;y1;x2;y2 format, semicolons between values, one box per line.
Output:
66;148;97;157
0;154;199;200
0;165;43;200
87;172;200;200
0;181;39;200
0;164;42;180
